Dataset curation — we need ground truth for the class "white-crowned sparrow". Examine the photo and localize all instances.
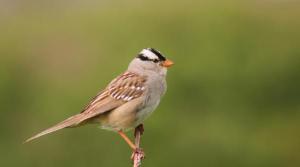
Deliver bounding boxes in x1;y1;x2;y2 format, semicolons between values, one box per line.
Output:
25;48;173;150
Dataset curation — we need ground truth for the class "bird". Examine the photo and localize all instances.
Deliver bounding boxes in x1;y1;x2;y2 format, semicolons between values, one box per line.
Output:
25;48;173;151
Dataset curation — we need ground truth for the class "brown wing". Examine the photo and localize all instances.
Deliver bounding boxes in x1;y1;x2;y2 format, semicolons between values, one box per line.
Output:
108;72;147;102
25;72;147;142
78;72;147;122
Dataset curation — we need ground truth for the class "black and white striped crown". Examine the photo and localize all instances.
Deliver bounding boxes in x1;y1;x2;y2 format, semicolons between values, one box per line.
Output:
137;48;166;63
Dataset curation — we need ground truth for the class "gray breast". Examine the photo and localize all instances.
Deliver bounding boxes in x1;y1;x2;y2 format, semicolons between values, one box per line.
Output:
134;74;167;126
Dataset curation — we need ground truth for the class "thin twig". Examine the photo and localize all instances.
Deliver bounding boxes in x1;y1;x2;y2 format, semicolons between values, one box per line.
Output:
132;124;144;167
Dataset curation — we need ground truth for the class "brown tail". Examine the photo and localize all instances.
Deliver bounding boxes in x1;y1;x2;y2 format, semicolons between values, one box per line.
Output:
24;114;84;143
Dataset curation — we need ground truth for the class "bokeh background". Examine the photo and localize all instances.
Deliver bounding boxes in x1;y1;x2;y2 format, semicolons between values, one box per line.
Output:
1;0;300;166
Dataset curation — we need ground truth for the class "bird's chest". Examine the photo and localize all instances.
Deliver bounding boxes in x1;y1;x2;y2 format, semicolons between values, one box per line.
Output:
135;77;166;125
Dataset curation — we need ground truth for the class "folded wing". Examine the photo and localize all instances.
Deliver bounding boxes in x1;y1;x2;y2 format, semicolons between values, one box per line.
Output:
25;72;147;142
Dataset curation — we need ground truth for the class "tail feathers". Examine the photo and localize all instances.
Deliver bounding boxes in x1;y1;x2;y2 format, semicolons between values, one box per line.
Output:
24;114;83;143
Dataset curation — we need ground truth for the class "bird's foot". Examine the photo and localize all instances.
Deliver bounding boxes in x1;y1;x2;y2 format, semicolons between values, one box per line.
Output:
131;148;145;160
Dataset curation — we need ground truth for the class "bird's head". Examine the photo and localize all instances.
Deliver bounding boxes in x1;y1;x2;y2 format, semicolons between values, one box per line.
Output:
128;48;174;75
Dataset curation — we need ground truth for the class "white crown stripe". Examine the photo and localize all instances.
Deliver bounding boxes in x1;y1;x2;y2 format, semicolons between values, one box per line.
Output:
141;49;159;60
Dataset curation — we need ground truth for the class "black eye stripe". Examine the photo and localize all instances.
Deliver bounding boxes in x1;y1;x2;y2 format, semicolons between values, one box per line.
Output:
137;54;149;61
137;54;159;63
153;59;159;63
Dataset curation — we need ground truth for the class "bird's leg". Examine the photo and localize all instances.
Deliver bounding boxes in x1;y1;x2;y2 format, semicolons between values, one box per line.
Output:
118;130;136;150
131;124;145;164
134;124;144;137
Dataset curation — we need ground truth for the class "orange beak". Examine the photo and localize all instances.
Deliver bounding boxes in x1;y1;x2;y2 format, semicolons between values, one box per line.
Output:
162;59;174;68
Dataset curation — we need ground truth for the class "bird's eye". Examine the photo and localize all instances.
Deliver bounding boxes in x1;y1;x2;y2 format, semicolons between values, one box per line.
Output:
153;59;159;63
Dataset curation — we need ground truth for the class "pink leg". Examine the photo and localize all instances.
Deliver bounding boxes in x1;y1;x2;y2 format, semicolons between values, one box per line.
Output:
118;130;136;150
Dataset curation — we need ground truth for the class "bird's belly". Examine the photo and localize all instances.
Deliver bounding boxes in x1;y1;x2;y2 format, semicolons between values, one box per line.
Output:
92;98;160;131
97;109;136;131
134;99;160;127
92;98;144;131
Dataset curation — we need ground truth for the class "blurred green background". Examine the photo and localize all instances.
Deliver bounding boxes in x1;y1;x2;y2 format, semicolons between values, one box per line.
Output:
1;0;300;166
